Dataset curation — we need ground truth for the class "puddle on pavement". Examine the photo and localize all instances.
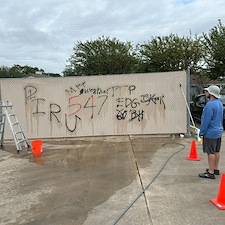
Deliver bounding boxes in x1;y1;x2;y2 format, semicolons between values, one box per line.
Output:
0;136;182;170
1;138;136;171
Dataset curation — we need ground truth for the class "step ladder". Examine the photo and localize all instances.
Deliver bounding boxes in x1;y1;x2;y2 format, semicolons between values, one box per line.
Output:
0;101;30;153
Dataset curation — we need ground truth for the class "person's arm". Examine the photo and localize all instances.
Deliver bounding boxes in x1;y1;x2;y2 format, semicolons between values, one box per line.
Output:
199;104;213;136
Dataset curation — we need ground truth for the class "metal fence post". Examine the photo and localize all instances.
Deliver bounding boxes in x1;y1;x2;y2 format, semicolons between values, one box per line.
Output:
187;67;191;136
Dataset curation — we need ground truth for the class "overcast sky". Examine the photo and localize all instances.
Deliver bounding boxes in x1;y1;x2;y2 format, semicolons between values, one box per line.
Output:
0;0;225;75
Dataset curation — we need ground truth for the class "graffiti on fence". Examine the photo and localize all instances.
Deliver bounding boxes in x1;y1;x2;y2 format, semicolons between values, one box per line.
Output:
24;81;166;133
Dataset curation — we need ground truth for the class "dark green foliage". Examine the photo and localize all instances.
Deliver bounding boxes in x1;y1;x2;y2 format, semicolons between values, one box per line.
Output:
0;65;60;78
0;65;23;78
202;20;225;80
63;36;137;76
137;34;203;73
0;65;44;78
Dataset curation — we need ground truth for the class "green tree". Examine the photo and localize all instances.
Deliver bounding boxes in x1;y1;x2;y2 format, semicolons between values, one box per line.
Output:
0;66;10;78
0;65;47;78
11;65;44;75
202;20;225;80
0;66;23;78
63;36;137;76
137;33;203;73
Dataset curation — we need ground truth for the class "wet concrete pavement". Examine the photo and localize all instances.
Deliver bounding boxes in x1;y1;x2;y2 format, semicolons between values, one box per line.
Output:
0;134;225;225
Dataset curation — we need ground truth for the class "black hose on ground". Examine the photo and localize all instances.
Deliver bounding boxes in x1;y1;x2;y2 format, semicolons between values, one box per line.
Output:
112;142;185;225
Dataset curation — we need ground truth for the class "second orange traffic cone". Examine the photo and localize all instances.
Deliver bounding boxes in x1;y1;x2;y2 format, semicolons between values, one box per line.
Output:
210;173;225;209
186;140;200;161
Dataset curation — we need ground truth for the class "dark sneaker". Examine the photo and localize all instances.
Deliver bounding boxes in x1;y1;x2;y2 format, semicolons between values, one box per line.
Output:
206;169;220;175
199;171;215;179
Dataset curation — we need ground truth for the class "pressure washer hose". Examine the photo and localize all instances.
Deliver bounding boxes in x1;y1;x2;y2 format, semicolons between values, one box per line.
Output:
112;142;185;225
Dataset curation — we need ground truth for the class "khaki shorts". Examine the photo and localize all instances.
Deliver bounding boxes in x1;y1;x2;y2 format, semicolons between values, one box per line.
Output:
203;137;221;154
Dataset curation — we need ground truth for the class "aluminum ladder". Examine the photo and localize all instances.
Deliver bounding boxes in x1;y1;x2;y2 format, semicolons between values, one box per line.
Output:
0;101;30;153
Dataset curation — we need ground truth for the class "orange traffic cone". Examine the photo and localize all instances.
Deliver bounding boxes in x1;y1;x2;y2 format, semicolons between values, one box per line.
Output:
186;140;200;161
210;173;225;209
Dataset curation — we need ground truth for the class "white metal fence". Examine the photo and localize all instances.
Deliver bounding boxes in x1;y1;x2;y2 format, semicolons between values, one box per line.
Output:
0;71;188;139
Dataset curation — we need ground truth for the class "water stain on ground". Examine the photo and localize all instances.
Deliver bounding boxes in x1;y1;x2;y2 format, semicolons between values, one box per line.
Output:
0;135;180;225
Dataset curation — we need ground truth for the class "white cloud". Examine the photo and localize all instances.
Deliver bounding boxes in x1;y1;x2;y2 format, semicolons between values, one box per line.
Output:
0;0;225;74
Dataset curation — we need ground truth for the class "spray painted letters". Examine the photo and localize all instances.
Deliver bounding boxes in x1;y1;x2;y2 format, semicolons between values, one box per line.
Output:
24;81;166;134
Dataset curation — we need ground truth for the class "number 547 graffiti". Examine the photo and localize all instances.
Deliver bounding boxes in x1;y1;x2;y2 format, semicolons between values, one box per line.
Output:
68;94;108;119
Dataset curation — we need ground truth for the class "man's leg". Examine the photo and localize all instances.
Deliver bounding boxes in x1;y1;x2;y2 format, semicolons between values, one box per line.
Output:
214;152;220;170
208;154;215;174
199;137;216;179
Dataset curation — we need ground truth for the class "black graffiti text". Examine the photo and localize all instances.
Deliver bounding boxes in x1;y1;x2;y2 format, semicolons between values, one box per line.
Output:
141;94;166;109
116;109;144;121
24;86;37;104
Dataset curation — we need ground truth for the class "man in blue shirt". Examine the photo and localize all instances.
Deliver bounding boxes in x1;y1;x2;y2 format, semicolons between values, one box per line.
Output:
199;85;223;179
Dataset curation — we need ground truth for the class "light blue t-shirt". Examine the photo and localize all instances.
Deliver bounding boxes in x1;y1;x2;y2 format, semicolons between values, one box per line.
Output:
199;99;223;139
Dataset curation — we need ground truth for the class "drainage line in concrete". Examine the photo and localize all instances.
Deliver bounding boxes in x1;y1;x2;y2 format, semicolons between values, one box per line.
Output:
129;135;153;225
112;141;185;225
